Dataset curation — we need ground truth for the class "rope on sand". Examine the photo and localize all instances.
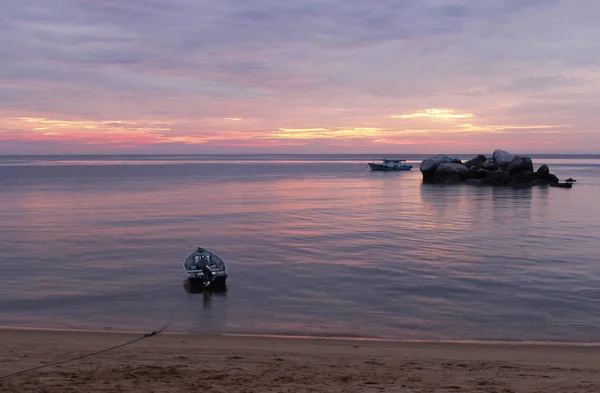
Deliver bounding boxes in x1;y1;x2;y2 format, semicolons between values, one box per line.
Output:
0;294;184;380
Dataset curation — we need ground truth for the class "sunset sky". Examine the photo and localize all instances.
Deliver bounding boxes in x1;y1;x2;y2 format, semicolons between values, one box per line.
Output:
1;0;599;154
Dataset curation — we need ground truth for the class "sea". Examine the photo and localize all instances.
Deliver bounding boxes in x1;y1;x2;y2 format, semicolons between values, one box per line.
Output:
1;154;599;343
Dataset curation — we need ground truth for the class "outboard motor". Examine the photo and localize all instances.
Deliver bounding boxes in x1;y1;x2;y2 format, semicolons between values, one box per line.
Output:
184;247;228;292
193;255;214;287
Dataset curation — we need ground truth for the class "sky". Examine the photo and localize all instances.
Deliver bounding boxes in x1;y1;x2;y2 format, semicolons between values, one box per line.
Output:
1;0;599;154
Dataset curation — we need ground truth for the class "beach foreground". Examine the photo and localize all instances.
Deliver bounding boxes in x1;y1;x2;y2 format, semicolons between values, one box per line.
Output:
1;329;599;392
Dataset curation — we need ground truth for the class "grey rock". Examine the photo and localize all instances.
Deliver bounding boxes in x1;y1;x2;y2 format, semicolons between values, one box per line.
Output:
434;162;469;183
420;155;462;182
437;162;468;173
492;150;514;170
509;172;536;187
481;159;498;171
475;169;488;179
420;155;462;172
482;170;512;185
507;155;534;174
464;154;488;169
417;149;573;188
536;164;550;177
464;167;487;180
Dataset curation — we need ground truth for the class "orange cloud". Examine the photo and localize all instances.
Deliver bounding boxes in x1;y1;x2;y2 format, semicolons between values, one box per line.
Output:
391;109;474;121
456;124;563;133
4;117;171;134
0;111;569;151
272;127;386;139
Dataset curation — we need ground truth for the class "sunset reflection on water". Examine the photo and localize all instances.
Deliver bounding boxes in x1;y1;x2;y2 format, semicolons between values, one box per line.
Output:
1;157;600;342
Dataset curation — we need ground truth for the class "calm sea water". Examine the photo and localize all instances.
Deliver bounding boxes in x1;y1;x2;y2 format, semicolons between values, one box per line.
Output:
1;154;599;342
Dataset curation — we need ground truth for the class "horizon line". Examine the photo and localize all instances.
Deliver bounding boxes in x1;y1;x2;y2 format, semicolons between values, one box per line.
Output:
1;152;600;157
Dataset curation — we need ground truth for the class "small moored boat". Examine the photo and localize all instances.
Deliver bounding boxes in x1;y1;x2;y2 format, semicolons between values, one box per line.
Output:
368;159;412;171
183;247;228;290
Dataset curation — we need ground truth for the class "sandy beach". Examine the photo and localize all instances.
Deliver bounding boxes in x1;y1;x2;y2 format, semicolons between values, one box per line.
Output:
1;329;599;392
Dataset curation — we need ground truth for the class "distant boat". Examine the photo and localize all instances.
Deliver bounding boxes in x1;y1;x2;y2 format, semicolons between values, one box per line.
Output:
183;247;228;290
368;159;413;171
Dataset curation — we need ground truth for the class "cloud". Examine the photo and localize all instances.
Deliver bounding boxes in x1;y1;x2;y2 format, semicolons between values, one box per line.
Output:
501;75;582;92
1;0;599;153
391;109;474;121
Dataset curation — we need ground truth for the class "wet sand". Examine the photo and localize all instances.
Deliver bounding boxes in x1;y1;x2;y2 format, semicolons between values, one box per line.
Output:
1;329;599;392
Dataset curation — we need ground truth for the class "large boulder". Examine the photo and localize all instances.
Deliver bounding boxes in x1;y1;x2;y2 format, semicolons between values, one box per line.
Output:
463;166;479;180
418;149;572;189
464;154;488;169
480;159;498;171
532;163;559;183
507;155;533;174
463;168;489;180
420;155;462;182
536;164;550;177
492;149;514;170
434;163;469;183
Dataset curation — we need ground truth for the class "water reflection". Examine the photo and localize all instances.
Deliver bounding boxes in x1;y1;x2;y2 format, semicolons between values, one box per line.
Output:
2;158;600;342
419;183;536;224
183;279;227;317
183;279;228;296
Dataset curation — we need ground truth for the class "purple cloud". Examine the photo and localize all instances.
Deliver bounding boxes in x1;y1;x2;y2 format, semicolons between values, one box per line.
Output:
1;0;599;153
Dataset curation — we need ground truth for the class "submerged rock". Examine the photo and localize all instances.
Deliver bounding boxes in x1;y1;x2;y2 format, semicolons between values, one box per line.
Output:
550;182;573;188
531;179;553;187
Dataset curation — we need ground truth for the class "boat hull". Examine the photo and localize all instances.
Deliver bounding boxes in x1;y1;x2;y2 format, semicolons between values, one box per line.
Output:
368;163;412;171
183;247;228;290
187;275;227;291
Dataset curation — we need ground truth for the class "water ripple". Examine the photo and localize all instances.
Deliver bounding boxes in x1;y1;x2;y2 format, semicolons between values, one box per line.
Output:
1;157;599;342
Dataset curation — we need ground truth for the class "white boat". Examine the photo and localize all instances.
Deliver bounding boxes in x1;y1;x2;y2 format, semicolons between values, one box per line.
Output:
368;159;412;171
183;247;228;290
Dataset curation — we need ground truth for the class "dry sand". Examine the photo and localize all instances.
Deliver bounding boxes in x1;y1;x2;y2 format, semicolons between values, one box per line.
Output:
1;329;599;392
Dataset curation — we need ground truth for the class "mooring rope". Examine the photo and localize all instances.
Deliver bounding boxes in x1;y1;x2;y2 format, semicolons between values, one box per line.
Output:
0;294;184;380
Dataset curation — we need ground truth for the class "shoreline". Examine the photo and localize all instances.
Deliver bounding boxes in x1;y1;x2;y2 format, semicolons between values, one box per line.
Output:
2;328;600;392
2;326;600;347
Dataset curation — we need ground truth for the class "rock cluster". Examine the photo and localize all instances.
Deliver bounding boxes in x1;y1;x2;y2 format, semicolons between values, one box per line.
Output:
419;150;573;188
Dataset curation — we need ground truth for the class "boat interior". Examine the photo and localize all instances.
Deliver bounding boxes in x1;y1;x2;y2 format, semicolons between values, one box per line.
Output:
184;249;226;273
